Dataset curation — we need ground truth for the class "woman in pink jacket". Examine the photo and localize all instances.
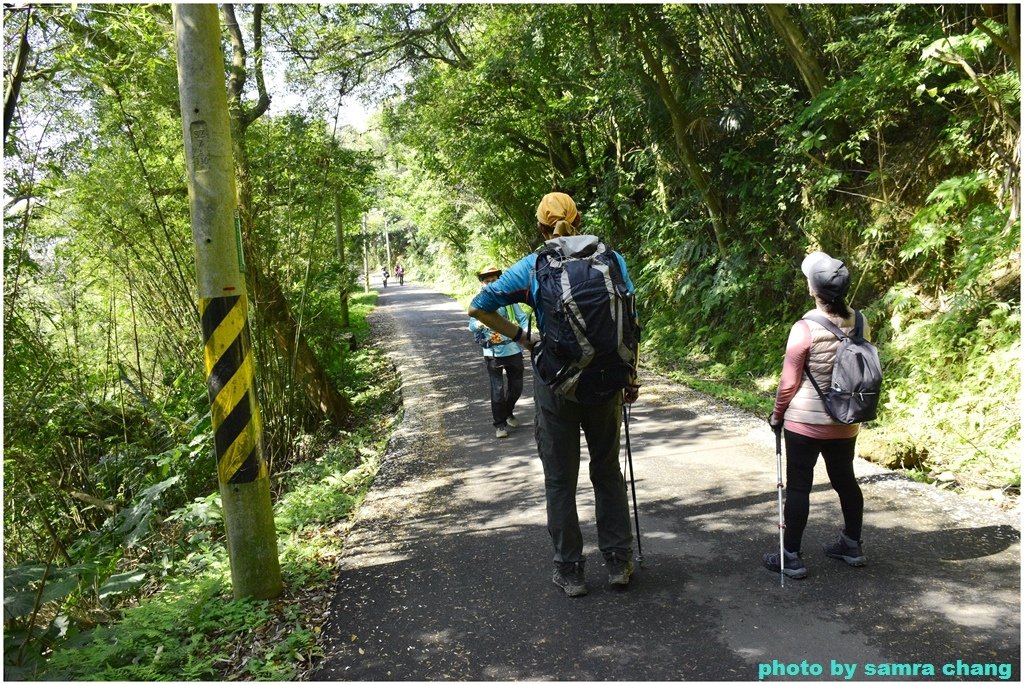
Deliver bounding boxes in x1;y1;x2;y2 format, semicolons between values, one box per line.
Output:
763;251;870;580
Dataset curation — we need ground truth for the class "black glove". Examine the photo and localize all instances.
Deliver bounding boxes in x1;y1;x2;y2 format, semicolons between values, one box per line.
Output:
768;413;783;436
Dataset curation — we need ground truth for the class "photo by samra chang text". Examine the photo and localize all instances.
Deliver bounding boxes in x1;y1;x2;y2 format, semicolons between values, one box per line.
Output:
757;658;1014;680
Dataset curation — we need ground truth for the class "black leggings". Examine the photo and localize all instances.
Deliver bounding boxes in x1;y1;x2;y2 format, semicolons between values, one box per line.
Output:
783;429;863;553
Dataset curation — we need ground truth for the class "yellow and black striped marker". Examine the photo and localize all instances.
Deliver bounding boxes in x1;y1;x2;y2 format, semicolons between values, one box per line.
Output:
200;294;267;484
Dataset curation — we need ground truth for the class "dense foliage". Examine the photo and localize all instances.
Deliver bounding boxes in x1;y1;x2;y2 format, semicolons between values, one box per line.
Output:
2;2;1019;678
18;294;399;681
378;4;1020;493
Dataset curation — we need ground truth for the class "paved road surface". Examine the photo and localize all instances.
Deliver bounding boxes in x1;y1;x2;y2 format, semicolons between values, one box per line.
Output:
313;280;1020;681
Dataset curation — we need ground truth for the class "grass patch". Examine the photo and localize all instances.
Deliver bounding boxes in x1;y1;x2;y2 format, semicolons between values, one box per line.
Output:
643;346;777;417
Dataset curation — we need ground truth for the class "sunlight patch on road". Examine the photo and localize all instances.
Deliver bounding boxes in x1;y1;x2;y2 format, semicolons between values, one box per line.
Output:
918;588;1018;630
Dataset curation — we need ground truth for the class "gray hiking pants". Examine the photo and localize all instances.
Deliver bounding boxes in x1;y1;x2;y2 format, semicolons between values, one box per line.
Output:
533;380;633;566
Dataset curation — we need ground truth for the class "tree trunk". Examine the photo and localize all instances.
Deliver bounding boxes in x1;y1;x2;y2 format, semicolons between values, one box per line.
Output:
362;215;370;293
4;7;31;145
334;191;350;328
222;4;351;427
764;4;827;99
630;23;728;260
230;125;352;426
978;5;1020;73
247;260;351;421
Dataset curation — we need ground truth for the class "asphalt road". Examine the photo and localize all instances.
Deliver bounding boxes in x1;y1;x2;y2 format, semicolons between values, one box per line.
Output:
313;279;1020;681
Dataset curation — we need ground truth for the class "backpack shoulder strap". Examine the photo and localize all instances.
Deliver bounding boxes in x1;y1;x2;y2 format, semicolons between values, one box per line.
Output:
802;311;848;340
527;252;542;340
851;310;864;338
604;247;625;278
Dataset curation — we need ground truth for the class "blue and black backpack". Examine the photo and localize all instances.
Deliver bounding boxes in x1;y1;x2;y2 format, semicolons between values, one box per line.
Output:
531;235;640;404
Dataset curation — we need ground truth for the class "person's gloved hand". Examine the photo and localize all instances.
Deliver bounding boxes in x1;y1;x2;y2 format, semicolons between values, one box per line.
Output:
768;413;783;436
624;383;640;405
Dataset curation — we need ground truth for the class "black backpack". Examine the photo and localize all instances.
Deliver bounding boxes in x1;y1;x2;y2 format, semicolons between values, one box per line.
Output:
531;235;639;404
802;311;883;424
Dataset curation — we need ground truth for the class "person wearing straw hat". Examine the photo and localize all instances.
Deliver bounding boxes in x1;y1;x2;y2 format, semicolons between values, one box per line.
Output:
468;265;530;439
763;250;871;579
468;192;639;597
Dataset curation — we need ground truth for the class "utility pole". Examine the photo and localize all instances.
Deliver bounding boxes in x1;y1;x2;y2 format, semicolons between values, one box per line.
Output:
172;4;282;600
333;192;350;328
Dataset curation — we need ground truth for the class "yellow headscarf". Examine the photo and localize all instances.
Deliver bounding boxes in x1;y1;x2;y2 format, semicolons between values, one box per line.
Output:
536;192;578;231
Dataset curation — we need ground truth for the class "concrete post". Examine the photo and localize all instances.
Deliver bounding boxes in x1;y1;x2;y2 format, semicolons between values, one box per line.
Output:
172;3;282;600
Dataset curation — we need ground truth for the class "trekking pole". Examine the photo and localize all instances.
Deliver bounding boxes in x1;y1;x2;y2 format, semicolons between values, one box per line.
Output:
775;429;785;588
623;401;644;567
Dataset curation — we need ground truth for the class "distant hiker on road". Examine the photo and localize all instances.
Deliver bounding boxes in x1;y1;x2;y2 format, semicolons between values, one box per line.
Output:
468;265;529;439
468;192;640;597
764;251;872;579
395;263;405;286
381;266;389;288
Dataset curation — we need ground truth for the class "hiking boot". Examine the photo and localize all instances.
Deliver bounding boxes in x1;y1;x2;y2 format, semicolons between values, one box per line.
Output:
823;530;866;567
763;549;808;579
495;426;509;439
607;555;634;587
505;415;519;428
552;561;587;597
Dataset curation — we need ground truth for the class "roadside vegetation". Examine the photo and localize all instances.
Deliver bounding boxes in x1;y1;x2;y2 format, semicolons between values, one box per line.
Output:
7;293;400;680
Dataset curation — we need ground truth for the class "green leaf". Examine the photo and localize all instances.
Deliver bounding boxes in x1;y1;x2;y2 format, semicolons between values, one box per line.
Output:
97;570;147;599
4;589;41;621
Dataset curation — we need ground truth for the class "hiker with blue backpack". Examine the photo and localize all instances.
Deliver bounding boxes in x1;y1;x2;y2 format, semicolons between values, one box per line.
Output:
763;251;882;580
468;265;530;439
468;192;641;597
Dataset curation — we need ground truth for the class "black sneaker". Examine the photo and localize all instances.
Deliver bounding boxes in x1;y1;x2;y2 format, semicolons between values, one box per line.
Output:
823;530;866;566
763;549;808;579
552;561;587;597
607;555;634;587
